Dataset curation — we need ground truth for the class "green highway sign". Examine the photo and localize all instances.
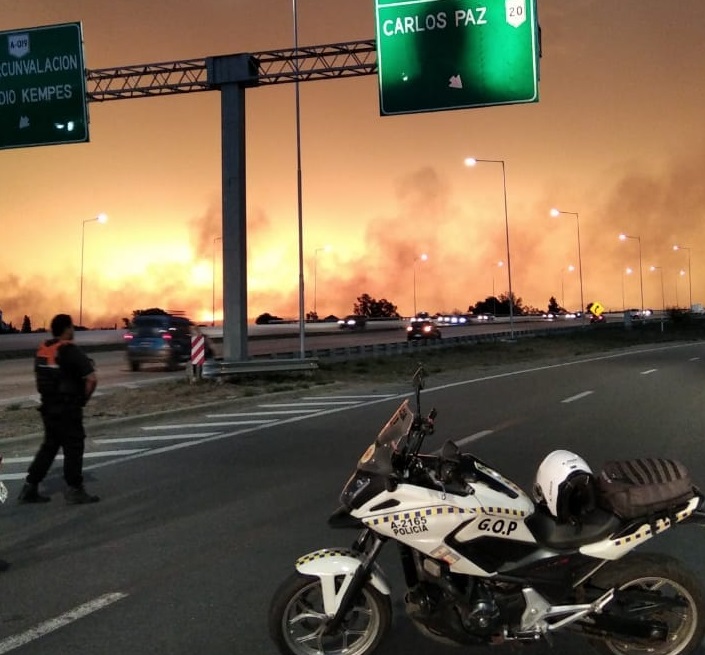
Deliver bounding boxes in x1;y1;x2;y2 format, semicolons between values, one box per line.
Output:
375;0;539;116
0;22;88;150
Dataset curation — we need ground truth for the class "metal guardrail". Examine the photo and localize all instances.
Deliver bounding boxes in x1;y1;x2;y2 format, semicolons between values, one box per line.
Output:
201;357;319;379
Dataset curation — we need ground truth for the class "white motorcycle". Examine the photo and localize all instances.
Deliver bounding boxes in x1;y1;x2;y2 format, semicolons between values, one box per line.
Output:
0;456;7;505
269;367;705;655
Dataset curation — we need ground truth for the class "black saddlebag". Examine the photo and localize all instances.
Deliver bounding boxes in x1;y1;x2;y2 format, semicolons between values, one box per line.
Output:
597;458;695;520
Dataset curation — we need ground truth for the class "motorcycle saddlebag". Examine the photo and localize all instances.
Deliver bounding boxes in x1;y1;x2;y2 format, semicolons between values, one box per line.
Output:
597;458;695;520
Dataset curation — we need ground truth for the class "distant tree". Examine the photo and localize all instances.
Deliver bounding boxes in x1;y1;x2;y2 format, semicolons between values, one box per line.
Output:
306;311;319;322
21;315;32;333
469;292;523;317
353;294;400;318
132;308;169;320
255;312;284;325
547;296;561;314
122;317;131;329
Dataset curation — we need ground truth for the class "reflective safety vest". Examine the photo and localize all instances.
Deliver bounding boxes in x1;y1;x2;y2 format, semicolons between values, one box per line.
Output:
35;339;76;401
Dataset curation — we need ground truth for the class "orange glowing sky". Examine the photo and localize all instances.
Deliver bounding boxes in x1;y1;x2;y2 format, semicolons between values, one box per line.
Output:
2;1;705;328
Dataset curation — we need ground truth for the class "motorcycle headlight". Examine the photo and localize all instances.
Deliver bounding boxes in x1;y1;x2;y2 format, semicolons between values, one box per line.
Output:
340;473;372;508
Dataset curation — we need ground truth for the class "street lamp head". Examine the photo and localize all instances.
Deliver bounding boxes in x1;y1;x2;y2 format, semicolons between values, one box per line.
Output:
680;269;687;276
463;157;477;167
650;265;658;272
549;208;560;217
97;213;108;224
567;264;575;272
625;267;633;275
619;234;627;241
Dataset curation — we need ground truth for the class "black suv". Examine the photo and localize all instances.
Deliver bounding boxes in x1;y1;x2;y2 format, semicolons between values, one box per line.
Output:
124;314;193;371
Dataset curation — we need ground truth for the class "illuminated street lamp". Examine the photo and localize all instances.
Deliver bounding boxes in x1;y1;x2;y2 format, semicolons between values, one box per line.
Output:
672;244;692;310
212;236;222;327
79;213;108;327
413;253;428;316
313;245;331;318
650;265;665;332
622;267;633;311
619;234;644;314
465;157;515;338
550;209;585;320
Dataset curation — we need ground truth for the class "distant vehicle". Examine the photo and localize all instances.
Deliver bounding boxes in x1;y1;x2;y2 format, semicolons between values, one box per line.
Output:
338;315;367;330
255;313;285;325
474;313;494;322
590;314;606;324
629;308;653;320
407;319;441;342
124;313;193;371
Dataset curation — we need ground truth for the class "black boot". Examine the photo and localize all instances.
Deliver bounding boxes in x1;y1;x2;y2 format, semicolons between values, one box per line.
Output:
17;483;51;504
65;486;100;505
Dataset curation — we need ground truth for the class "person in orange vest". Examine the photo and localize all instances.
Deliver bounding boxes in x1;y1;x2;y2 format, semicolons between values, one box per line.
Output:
18;314;99;505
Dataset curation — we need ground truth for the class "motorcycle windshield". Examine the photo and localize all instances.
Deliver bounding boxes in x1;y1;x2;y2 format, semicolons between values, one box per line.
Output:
356;400;414;476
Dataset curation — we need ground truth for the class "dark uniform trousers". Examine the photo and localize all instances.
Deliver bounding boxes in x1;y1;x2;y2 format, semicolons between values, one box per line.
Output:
27;405;86;488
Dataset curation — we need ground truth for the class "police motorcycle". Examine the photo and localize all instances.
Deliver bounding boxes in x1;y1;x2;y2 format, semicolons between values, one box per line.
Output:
269;366;705;655
0;456;7;505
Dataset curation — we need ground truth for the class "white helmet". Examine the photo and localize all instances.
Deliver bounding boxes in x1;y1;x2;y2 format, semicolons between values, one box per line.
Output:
533;450;596;523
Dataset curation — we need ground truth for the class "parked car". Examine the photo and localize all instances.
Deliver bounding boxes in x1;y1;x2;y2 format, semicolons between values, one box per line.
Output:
407;319;441;341
123;313;194;371
338;315;367;330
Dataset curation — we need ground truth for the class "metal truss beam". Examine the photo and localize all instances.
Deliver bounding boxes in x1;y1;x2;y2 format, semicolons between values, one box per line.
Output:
87;39;377;102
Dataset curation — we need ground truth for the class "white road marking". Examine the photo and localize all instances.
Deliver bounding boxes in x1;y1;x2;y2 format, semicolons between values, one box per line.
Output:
206;410;316;417
94;432;219;444
0;592;128;654
640;369;658;375
455;430;494;447
689;357;700;362
300;395;395;400
561;391;594;404
3;450;145;464
142;419;277;431
258;401;361;407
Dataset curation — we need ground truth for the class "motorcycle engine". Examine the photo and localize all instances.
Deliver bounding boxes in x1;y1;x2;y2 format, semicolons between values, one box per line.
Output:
460;581;501;636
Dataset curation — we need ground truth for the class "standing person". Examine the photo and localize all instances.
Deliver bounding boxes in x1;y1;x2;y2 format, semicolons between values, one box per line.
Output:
18;314;100;505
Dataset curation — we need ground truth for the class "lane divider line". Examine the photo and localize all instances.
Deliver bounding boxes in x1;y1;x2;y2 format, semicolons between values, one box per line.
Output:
561;391;594;404
0;592;128;654
94;433;220;444
455;430;494;447
142;419;277;431
640;369;658;375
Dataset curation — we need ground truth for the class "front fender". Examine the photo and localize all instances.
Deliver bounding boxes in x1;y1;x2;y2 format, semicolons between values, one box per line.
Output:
295;548;391;616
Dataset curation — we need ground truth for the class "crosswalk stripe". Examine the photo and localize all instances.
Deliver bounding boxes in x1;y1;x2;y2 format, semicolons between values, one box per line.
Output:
142;419;277;431
3;450;146;464
94;433;220;444
206;410;316;417
258;401;360;407
300;395;395;400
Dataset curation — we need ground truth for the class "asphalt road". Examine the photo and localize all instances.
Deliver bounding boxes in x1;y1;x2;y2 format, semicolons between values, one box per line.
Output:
1;340;704;654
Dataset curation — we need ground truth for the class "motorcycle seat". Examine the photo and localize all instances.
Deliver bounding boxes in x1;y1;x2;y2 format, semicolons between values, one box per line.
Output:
526;507;621;550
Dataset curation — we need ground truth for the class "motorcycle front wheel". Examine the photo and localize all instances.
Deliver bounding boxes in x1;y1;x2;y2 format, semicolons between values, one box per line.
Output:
268;572;391;655
588;553;705;655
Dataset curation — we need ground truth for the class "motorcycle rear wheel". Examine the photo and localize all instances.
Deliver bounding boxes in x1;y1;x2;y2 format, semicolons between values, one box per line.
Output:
269;572;391;655
588;553;705;655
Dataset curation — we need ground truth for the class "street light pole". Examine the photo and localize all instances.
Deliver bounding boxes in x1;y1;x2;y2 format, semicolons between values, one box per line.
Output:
292;0;306;358
620;234;644;315
673;245;692;310
550;209;585;321
413;253;428;316
79;213;108;327
465;158;514;339
212;236;222;327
